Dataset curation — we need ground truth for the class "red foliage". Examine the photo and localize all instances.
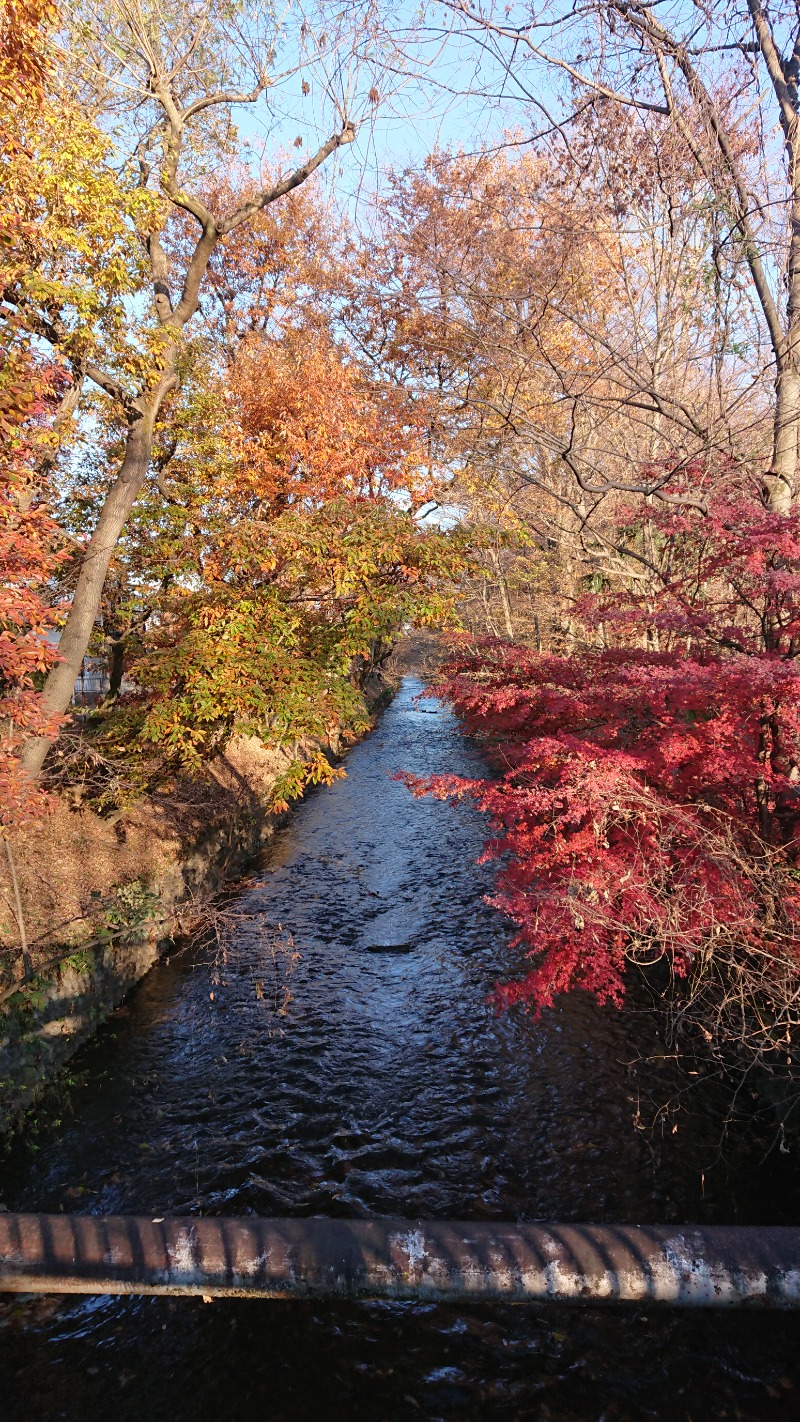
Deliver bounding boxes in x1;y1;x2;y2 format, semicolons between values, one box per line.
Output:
584;463;800;658
0;0;65;829
0;364;66;829
400;479;800;1014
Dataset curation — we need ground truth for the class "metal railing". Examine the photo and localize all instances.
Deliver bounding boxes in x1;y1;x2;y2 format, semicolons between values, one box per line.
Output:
1;1214;799;1307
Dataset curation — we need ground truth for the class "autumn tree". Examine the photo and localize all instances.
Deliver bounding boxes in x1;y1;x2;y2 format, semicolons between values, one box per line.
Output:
53;177;347;702
348;139;738;645
1;0;66;970
402;463;800;1105
1;0;72;835
70;318;468;806
200;175;348;360
437;0;800;514
10;0;399;778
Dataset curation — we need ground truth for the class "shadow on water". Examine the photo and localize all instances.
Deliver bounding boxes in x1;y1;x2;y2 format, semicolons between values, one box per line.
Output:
1;678;799;1419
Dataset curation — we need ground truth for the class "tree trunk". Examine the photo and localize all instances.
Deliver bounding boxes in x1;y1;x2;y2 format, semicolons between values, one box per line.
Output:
22;405;160;777
488;547;515;639
767;174;800;513
767;358;799;513
107;635;125;700
768;168;800;513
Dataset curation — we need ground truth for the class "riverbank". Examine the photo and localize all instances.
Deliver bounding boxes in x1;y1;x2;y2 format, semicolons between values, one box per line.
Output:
0;670;396;1135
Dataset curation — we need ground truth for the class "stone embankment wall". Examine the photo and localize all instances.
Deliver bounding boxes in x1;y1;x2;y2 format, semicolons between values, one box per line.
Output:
0;675;395;1135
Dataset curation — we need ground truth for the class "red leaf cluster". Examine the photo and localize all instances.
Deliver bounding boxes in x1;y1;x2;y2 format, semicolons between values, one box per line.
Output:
400;479;800;1015
0;364;66;829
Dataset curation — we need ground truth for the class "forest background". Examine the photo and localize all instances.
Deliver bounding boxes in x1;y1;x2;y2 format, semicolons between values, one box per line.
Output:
5;0;800;1121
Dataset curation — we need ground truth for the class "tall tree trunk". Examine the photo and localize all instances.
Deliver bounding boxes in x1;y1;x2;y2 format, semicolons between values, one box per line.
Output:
767;181;800;513
488;546;515;639
742;0;800;511
22;397;164;777
768;357;800;513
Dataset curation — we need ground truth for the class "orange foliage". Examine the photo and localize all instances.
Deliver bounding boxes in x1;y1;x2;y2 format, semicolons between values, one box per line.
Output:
227;332;433;519
0;0;56;103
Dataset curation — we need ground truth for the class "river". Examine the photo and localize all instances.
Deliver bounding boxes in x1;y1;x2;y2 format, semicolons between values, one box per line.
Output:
1;678;799;1419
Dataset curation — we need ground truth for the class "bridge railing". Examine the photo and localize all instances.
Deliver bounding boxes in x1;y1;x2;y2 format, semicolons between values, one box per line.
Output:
1;1214;799;1307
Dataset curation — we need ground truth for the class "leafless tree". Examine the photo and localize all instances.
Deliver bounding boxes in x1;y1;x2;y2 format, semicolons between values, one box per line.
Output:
431;0;800;514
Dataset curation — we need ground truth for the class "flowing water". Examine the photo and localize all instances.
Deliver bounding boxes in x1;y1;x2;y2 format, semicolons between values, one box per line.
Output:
1;679;799;1420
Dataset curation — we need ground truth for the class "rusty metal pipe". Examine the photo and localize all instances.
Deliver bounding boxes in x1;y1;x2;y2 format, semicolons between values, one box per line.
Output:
1;1214;799;1307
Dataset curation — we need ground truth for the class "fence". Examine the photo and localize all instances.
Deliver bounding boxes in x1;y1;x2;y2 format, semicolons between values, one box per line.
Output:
1;1215;799;1307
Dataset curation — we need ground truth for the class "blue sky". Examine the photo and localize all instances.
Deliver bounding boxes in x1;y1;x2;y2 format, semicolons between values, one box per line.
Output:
228;4;562;231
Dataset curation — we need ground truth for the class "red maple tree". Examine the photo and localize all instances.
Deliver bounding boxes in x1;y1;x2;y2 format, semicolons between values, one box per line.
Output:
401;469;800;1067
